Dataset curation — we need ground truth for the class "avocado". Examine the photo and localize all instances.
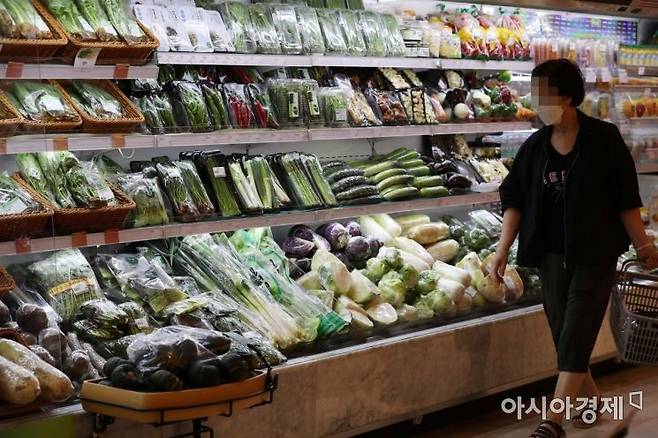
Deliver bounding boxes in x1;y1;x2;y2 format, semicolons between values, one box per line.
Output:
149;369;183;392
103;357;132;377
110;363;141;390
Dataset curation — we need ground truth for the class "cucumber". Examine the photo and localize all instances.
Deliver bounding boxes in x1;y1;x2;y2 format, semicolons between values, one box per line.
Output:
336;184;379;201
321;160;347;172
383;186;420;201
382;147;408;160
380;184;408;196
371;168;406;184
376;174;414;191
340;194;383;205
400;158;424;169
363;161;396;178
407;165;431;177
385;148;419;161
331;175;369;193
413;175;445;188
420;186;450;198
325;168;364;184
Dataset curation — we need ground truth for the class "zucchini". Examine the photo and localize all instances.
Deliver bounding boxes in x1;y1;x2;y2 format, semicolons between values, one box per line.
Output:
340;194;383;205
382;147;408;160
380;184;408;196
413;175;445;188
407;165;431;177
376;174;414;191
371;168;406;184
400;158;424;169
331;175;369;193
325;168;364;184
386;148;419;161
336;185;380;201
364;161;396;178
383;186;420;201
420;186;450;198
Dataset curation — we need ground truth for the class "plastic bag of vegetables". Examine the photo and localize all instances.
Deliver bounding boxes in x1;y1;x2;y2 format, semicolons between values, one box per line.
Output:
295;6;325;55
195;151;242;217
316;8;348;54
380;14;406;57
6;81;78;123
337;10;367;56
31;152;76;209
68;160;117;208
227;157;263;215
44;0;96;41
267;79;304;128
155;158;201;222
117;172;169;228
135;95;164;135
99;0;148;45
249;3;280;54
170;81;212;133
246;83;279;129
175;160;214;217
299;79;324;127
63;80;125;120
0;1;52;39
270;4;303;55
357;11;386;57
218;1;257;54
319;87;349;128
224;84;255;129
0;171;41;215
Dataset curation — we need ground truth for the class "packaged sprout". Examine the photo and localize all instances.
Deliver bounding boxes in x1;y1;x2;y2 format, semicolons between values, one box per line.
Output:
246;83;279;129
27;249;104;322
224;84;255;129
132;4;169;51
316;8;348;54
319;87;348;128
117;173;169;228
172;7;213;53
267;79;304;128
201;83;230;130
358;11;386;57
6;81;78;123
154;158;201;222
380;14;406;57
300;79;323;127
337;10;366;56
202;9;235;52
0;1;52;39
44;0;96;41
100;0;148;45
171;81;211;132
175;160;214;216
295;6;324;55
218;1;257;54
249;4;280;54
271;4;303;55
153;7;192;52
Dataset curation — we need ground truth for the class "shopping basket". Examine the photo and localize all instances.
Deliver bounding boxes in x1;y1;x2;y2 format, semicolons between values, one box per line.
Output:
611;260;658;365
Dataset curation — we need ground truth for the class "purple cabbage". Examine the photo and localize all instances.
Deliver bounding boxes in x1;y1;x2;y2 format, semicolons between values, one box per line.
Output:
289;224;330;252
332;251;353;271
282;237;316;258
344;236;372;262
365;236;382;256
317;222;349;251
343;220;362;237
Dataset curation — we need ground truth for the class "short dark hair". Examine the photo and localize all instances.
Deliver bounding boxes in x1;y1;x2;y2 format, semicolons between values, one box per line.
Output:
531;59;585;107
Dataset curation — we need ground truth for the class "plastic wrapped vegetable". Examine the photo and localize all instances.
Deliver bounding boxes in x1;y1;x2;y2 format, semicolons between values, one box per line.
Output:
64;80;125;120
44;0;96;41
196;152;241;217
271;4;302;55
268;79;304;128
295;6;324;55
337;9;366;56
203;9;234;52
117;172;169;227
7;81;78;123
135;95;163;135
316;8;348;54
249;3;280;54
364;88;408;126
171;81;211;133
151;92;179;133
224;83;254;129
0;171;41;215
299;79;323;127
16;153;58;207
35;152;77;209
0;0;52;39
319;87;348;128
380;14;406;57
176;160;214;216
155;158;201;222
246;83;279;129
218;1;256;54
199;83;229;130
75;0;119;41
358;11;386;57
174;7;213;53
99;0;147;44
227;158;263;214
66;160;117;208
244;156;277;211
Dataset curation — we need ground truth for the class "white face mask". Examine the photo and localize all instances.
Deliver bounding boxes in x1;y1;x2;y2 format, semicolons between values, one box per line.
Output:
536;105;564;125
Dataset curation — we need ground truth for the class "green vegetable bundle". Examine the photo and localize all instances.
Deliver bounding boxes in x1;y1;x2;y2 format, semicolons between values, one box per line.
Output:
358;11;386;57
74;0;119;41
201;83;230;130
270;4;302;55
154;158;201;222
244;156;276;211
99;0;147;44
268;152;335;209
175;160;214;216
0;0;52;39
294;6;324;55
0;171;41;215
44;0;96;41
171;82;211;132
318;87;349;128
196;151;241;217
299;79;323;127
249;3;280;54
316;8;348;54
16;153;59;207
267;79;304;128
7;81;78;123
227;158;263;214
337;9;366;56
151;93;178;132
379;14;407;57
34;152;76;209
218;2;257;54
117;172;169;228
65;80;125;119
135;95;165;135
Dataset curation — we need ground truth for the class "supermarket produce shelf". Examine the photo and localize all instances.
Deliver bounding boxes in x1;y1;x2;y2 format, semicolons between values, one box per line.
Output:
0;192;499;256
0;123;533;155
155;52;535;71
0;62;159;80
618;65;658;77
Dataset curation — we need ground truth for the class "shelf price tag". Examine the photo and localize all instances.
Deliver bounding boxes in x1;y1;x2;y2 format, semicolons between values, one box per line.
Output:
73;48;101;69
71;232;88;248
14;238;31;254
5;62;23;79
113;64;130;79
53;137;68;151
618;69;628;83
584;68;597;83
111;134;126;148
639;67;646;76
104;229;120;245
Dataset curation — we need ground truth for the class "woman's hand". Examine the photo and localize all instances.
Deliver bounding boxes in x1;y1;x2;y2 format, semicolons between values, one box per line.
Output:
490;249;509;283
637;244;658;271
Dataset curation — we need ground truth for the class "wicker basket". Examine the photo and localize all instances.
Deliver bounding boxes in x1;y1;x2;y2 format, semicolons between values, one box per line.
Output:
0;193;53;243
0;265;15;296
13;174;135;235
0;92;23;138
0;85;82;133
36;1;159;66
52;80;144;133
0;1;68;62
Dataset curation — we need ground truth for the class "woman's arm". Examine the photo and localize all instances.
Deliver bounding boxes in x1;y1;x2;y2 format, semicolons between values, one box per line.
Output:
491;208;521;281
620;208;658;269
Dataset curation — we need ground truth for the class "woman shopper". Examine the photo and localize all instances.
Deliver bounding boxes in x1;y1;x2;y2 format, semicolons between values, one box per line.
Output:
491;59;658;438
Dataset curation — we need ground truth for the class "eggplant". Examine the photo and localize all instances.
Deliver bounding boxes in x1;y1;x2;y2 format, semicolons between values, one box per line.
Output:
289;224;330;252
431;159;459;175
343;220;362;237
282;236;316;258
344;236;372;262
446;174;473;189
317;223;349;251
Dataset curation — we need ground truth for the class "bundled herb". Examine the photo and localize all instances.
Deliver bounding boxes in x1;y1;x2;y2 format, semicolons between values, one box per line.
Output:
218;2;256;54
99;0;147;45
337;9;367;56
197;152;241;217
154;158;201;222
319;87;349;128
35;152;76;209
358;11;386;57
0;171;41;215
171;81;211;132
44;0;96;41
0;0;52;39
294;6;325;55
117;173;169;228
228;158;263;215
201;83;230;130
16;153;59;207
270;4;302;55
74;0;119;41
175;160;214;216
7;81;78;123
65;80;125;120
316;8;348;54
249;3;280;54
246;83;279;129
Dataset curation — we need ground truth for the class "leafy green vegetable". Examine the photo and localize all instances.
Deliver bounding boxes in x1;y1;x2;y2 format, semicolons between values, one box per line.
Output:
35;152;76;209
64;80;125;119
379;13;406;57
316;8;348;54
176;160;214;216
337;9;366;56
300;79;323;127
117;173;169;228
358;11;386;57
171;82;211;132
249;3;280;54
99;0;147;44
270;4;302;54
44;0;96;41
218;2;256;54
16;153;59;207
267;79;304;128
378;271;406;307
0;171;41;215
319;87;349;128
74;0;118;41
294;6;325;54
7;81;78;123
155;158;201;222
0;0;52;39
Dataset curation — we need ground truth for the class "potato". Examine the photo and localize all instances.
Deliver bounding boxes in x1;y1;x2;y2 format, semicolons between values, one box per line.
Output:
0;355;41;405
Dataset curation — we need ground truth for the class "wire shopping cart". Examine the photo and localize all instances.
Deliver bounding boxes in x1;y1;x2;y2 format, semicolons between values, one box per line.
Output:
611;260;658;365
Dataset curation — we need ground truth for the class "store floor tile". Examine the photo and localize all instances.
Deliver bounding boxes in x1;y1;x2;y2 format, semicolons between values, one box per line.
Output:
362;363;658;438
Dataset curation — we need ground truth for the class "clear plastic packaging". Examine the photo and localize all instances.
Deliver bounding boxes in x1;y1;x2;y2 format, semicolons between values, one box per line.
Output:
357;11;386;57
295;6;325;55
100;0;148;45
439;30;461;59
379;14;406;57
454;10;488;59
64;80;125;120
316;8;348;54
319;87;349;128
132;5;169;51
156;7;193;52
337;9;366;57
151;92;179;133
175;160;214;216
171;81;212;132
155;158;202;222
224;83;255;129
270;4;303;55
201;82;230;130
16;152;59;206
6;81;78;123
0;171;41;216
117;172;170;228
364;88;409;126
267;79;304;128
299;79;323;127
0;1;52;39
246;83;279;129
249;3;281;54
173;7;213;53
218;1;257;54
34;152;76;208
228;158;263;214
202;9;235;52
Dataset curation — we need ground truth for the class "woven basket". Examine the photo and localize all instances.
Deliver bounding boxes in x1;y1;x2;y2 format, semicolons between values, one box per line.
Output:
0;190;53;243
0;266;15;296
53;80;144;133
0;85;82;133
0;92;23;138
36;1;159;66
0;0;68;62
13;174;135;235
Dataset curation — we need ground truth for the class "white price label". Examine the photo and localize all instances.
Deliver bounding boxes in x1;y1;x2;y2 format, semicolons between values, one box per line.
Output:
639;67;646;75
212;166;226;178
584;68;597;83
135;318;149;330
73;48;102;69
335;108;347;122
618;69;628;83
600;68;612;83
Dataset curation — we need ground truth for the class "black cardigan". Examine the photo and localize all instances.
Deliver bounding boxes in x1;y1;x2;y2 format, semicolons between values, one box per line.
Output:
499;110;642;268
